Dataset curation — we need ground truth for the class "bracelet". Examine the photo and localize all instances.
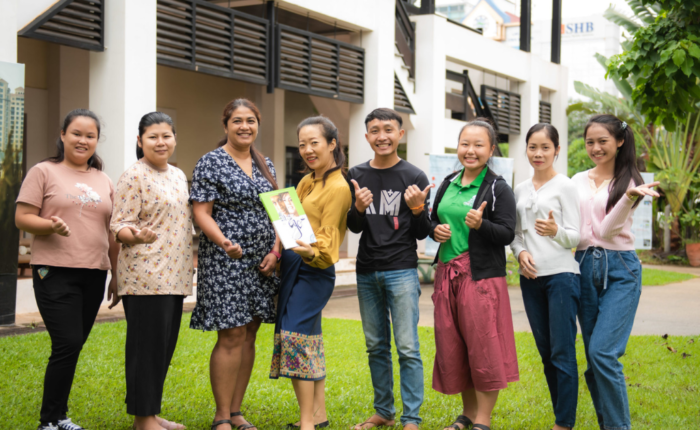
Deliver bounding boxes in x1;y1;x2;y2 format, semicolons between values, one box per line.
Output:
410;204;425;211
270;250;281;260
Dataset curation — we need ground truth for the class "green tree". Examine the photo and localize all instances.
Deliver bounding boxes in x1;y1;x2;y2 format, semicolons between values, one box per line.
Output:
606;0;700;130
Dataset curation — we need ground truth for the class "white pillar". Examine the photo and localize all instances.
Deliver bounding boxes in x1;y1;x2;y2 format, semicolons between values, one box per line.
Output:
511;59;539;187
0;0;18;62
345;0;396;257
89;0;157;183
258;88;286;187
406;14;447;175
551;66;569;176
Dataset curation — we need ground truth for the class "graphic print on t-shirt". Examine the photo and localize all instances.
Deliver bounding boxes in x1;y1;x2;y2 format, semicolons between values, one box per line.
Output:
71;183;103;217
464;195;476;207
365;189;401;216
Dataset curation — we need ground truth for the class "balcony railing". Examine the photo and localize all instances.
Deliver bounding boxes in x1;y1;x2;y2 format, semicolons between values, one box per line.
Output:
275;24;364;104
395;0;415;78
156;0;269;85
481;85;521;135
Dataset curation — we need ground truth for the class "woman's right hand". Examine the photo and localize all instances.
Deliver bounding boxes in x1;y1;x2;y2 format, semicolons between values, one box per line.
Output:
518;251;537;279
221;239;243;259
433;224;452;243
124;226;158;244
50;216;71;237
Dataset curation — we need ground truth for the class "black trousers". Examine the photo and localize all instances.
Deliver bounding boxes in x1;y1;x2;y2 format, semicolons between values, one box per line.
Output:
123;294;184;416
32;265;107;425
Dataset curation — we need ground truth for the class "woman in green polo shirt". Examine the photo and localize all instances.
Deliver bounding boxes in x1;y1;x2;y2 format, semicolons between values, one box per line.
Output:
429;118;518;430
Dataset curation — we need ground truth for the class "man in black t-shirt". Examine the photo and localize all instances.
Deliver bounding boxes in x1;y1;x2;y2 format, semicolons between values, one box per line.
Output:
348;108;432;430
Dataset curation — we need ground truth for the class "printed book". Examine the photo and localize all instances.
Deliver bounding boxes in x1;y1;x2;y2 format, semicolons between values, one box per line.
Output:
259;187;316;250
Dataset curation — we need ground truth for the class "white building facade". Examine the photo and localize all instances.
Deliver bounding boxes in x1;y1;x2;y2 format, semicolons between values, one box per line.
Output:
1;0;568;314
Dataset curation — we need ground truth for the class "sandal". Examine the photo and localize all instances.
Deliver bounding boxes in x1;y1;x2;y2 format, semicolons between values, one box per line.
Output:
230;412;256;430
353;420;395;430
446;416;473;430
286;421;330;429
212;420;233;430
472;425;490;430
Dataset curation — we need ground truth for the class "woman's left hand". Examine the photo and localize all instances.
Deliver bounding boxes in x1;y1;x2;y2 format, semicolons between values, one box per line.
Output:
258;253;278;277
291;240;315;260
626;181;660;199
107;276;121;309
465;202;487;230
535;210;559;237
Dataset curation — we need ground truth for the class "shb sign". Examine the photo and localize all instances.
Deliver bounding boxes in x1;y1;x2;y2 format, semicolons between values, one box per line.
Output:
563;22;595;37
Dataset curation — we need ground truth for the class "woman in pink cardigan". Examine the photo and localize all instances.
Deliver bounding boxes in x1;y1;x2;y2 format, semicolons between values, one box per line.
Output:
572;114;659;430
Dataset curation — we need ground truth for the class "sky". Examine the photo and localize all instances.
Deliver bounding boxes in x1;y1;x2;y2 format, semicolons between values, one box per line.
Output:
435;0;634;20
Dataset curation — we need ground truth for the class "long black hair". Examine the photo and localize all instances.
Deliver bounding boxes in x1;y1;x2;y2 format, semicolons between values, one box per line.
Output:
297;116;347;186
136;112;176;159
217;98;278;190
584;114;643;212
46;109;103;171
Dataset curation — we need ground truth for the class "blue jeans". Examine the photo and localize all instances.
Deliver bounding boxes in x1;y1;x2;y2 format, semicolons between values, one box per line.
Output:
576;248;642;430
520;272;580;428
356;269;424;425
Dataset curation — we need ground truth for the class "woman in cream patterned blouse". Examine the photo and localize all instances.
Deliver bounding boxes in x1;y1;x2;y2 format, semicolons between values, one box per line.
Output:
111;112;193;430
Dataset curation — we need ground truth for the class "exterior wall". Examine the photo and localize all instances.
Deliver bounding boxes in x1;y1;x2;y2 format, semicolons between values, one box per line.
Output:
155;65;257;180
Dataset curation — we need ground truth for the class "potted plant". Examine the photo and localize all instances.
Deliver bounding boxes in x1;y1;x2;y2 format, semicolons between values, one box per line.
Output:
680;181;700;266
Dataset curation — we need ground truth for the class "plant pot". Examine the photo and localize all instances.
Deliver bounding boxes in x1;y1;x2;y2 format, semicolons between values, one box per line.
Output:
686;242;700;267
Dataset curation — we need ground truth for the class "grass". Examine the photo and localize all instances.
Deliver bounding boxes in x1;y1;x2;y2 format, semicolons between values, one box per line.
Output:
506;254;696;287
1;317;698;429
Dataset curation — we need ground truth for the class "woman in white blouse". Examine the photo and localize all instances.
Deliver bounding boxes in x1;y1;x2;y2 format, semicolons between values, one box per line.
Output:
510;123;581;430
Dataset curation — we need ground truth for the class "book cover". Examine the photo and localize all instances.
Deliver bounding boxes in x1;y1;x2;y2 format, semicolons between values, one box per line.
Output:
259;187;317;250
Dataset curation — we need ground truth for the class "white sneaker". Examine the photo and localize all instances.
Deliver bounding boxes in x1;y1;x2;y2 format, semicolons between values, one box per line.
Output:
37;424;59;430
57;418;86;430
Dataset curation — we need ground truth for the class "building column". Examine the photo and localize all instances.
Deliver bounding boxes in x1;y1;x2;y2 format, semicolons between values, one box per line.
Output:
0;0;17;62
551;67;569;175
511;60;540;186
407;14;446;174
257;87;286;187
89;0;157;183
346;0;396;257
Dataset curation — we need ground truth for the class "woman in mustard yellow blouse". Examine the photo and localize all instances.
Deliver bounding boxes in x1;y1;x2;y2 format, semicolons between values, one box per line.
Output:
270;116;351;430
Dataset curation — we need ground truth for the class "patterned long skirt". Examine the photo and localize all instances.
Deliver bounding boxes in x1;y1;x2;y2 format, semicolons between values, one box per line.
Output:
270;249;335;381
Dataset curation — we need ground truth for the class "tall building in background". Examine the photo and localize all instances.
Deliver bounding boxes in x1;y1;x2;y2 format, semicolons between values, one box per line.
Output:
0;79;10;162
9;87;24;160
449;0;620;99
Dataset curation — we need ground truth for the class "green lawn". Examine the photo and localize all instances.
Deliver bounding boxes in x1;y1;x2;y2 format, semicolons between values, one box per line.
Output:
506;254;696;287
1;317;698;429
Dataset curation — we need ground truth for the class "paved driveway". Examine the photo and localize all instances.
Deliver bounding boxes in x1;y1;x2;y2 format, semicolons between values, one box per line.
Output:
323;265;700;336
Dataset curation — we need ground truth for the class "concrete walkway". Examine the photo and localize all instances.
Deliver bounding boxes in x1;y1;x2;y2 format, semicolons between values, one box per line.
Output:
3;265;699;337
324;264;700;336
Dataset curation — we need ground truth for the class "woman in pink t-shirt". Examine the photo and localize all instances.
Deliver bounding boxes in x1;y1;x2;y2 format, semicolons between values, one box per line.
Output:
15;109;119;430
572;114;659;430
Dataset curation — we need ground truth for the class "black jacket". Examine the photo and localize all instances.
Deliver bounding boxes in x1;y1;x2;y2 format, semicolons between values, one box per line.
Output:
429;166;516;280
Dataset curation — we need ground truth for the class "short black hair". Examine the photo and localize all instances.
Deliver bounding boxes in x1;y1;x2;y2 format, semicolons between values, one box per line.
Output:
364;108;403;130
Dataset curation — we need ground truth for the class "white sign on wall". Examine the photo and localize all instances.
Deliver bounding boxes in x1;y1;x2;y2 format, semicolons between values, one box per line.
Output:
631;172;655;250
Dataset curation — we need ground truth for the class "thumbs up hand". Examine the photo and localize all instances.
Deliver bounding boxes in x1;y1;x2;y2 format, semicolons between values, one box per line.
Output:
351;179;373;214
535;210;559;237
465;201;487;230
404;183;435;215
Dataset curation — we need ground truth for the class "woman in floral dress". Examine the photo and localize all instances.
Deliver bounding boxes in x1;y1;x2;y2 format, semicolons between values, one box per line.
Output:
190;99;281;430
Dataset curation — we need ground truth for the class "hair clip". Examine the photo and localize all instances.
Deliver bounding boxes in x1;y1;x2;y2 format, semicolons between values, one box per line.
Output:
621;121;628;130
